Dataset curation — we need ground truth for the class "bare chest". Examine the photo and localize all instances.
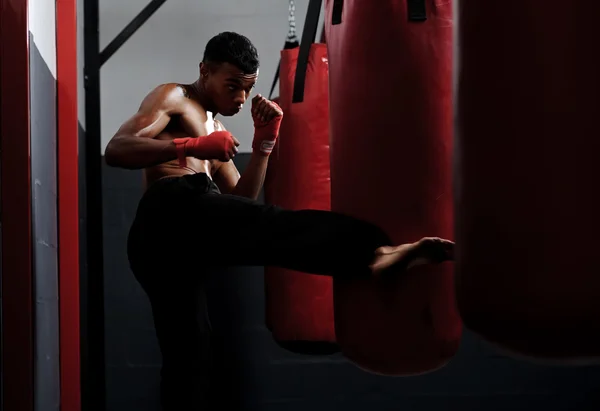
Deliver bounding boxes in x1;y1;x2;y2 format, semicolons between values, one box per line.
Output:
148;101;224;181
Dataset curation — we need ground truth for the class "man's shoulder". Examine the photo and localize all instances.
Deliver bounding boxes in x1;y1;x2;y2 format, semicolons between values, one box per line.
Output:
151;83;188;99
143;83;191;112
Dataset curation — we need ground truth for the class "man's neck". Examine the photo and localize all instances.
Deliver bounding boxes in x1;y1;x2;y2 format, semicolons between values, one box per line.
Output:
191;80;218;117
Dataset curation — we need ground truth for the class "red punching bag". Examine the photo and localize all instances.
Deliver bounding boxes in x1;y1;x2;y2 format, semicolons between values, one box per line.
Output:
326;0;461;374
454;2;600;362
263;7;337;354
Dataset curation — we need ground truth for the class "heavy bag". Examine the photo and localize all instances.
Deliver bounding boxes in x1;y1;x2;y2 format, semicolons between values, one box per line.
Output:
325;0;461;374
454;1;600;362
263;9;337;354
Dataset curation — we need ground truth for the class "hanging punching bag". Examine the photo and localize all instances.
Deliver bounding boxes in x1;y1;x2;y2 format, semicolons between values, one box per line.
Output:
326;0;462;374
454;1;600;362
263;1;337;355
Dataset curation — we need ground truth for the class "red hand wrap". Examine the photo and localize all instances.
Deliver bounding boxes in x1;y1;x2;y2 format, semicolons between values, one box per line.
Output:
252;102;283;156
173;137;191;167
173;131;236;166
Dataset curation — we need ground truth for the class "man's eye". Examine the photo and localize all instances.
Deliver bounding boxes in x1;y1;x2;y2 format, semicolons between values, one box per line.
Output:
228;85;237;91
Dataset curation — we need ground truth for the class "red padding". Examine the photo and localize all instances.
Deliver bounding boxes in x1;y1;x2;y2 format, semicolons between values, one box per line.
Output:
263;44;336;352
326;0;461;375
454;1;600;362
0;0;34;409
56;0;81;408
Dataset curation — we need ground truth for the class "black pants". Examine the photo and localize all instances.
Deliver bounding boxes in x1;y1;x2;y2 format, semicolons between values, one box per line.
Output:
127;173;390;410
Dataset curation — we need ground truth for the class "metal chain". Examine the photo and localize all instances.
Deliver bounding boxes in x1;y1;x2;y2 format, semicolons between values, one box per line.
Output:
286;0;298;43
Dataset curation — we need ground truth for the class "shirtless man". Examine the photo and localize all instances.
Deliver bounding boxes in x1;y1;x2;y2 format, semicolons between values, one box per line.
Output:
105;31;454;410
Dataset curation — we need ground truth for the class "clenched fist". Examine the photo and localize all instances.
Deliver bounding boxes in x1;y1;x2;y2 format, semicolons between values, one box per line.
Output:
173;131;240;165
251;94;283;156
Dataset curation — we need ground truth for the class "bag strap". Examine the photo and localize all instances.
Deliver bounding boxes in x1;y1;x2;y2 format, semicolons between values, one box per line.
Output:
292;0;322;103
268;1;300;100
267;40;298;100
331;0;343;25
407;0;427;22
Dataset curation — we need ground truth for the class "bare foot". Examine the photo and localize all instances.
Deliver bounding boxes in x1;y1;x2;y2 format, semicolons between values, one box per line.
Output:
369;237;454;277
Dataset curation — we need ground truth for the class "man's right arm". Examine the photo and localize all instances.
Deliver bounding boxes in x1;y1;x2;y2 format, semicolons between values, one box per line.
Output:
104;84;183;169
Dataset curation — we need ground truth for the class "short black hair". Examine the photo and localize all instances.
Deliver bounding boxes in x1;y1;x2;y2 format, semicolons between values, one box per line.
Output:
202;32;259;74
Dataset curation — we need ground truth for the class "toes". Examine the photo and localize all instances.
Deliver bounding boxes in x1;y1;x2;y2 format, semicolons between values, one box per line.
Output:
419;236;443;244
418;237;455;263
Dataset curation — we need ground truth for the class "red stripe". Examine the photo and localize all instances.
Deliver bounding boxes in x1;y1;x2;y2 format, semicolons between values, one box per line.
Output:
0;0;34;410
56;0;81;410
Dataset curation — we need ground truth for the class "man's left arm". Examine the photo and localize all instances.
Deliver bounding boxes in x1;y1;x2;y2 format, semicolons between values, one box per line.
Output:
213;94;282;199
213;155;268;200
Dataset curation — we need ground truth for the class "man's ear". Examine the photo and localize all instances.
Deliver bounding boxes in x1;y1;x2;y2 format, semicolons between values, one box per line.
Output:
200;62;209;78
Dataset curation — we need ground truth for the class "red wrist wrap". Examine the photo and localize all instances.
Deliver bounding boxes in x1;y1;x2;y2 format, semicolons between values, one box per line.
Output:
173;137;191;167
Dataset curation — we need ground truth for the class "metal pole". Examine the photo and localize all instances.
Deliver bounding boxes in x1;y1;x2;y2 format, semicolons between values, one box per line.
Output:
83;0;106;408
81;0;169;408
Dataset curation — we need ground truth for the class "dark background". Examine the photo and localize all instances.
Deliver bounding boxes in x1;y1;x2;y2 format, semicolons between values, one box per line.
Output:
89;151;600;411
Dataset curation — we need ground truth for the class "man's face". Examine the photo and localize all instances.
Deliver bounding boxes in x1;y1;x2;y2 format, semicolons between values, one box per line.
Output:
202;62;258;116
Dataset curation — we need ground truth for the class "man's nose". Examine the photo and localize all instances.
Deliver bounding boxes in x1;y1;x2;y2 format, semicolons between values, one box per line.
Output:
234;91;246;105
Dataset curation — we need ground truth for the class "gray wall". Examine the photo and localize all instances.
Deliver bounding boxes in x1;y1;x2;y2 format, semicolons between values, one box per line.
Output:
29;40;60;410
98;0;324;153
29;3;61;410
